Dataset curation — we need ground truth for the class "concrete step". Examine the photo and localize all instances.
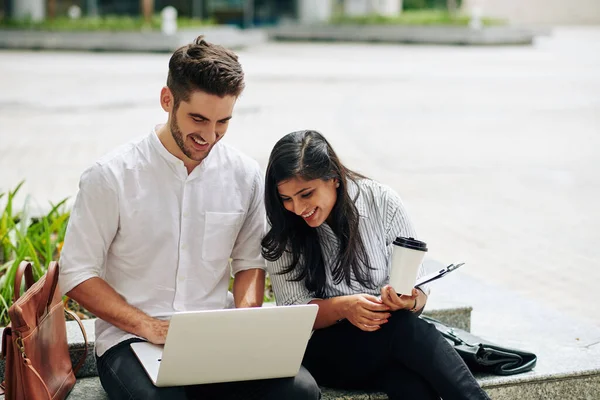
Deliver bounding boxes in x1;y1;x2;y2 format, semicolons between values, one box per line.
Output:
267;24;537;46
59;366;600;399
9;264;598;399
0;302;472;381
60;314;600;400
427;269;600;400
3;295;599;399
0;27;267;52
0;304;471;400
0;260;474;381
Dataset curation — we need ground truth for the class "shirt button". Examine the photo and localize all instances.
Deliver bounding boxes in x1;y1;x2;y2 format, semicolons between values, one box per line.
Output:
181;244;187;250
178;276;186;282
183;212;189;218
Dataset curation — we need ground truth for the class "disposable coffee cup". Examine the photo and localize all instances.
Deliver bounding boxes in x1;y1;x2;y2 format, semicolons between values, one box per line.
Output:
388;237;428;295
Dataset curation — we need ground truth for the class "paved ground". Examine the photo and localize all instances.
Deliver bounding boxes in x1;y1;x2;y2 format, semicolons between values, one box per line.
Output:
1;27;598;326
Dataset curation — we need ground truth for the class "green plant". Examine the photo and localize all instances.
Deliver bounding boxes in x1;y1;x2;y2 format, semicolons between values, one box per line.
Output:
0;15;215;32
264;275;275;303
0;181;70;326
403;0;464;10
330;10;504;27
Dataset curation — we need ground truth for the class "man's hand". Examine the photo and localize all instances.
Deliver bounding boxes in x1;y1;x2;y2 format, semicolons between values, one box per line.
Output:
380;285;419;312
141;318;170;345
342;294;391;332
66;277;171;343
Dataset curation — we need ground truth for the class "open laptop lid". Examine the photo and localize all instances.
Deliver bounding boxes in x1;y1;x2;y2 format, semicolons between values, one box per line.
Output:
132;304;318;387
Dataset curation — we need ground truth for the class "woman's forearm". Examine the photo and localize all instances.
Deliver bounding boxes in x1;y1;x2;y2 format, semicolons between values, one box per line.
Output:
309;297;350;329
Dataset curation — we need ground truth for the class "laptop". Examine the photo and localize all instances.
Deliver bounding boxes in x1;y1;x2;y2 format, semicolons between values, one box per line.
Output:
130;304;318;387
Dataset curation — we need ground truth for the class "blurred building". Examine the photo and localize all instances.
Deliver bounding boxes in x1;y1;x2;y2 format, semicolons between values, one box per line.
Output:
3;0;299;26
5;0;599;26
462;0;600;25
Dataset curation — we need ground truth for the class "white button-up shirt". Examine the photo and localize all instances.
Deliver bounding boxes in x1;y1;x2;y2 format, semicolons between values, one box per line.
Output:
59;127;266;356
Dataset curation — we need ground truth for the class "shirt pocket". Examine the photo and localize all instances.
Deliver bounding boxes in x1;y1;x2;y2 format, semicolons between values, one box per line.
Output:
202;211;245;262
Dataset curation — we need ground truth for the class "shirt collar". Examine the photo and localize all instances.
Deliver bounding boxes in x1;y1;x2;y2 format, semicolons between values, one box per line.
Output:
149;125;185;166
149;125;217;180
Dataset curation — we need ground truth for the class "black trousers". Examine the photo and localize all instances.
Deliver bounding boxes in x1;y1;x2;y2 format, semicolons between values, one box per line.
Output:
303;310;490;400
96;338;321;400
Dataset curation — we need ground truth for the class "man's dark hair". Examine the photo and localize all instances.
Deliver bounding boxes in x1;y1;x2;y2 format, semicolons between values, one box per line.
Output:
167;35;245;109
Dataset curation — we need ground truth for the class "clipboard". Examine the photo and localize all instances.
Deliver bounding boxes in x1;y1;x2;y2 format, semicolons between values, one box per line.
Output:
415;263;465;287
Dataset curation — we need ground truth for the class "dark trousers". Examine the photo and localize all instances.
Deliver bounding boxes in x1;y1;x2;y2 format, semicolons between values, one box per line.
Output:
303;310;490;400
96;338;321;400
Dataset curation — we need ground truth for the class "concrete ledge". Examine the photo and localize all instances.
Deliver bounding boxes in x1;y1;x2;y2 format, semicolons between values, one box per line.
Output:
16;268;600;400
0;26;267;52
423;302;472;332
0;302;471;382
268;24;536;46
67;319;97;379
54;369;600;399
321;368;600;399
483;372;600;399
63;378;377;399
430;270;600;400
4;310;600;399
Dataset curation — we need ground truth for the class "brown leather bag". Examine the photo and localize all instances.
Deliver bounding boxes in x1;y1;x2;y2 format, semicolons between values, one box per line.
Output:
1;261;88;399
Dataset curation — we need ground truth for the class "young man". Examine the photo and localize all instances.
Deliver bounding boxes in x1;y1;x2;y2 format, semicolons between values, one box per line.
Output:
59;37;320;400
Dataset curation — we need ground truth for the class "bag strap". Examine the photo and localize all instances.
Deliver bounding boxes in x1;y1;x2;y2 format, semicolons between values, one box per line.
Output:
65;309;89;375
37;262;59;321
1;324;11;360
13;261;35;302
23;357;53;400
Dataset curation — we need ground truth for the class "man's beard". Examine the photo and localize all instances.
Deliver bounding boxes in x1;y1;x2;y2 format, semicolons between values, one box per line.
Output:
170;112;209;162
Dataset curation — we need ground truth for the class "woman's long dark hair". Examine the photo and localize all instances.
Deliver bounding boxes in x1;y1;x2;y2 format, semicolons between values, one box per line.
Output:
261;130;374;297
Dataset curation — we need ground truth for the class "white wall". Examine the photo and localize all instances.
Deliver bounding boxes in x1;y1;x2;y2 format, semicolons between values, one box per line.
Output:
462;0;600;25
12;0;45;21
344;0;402;17
298;0;333;24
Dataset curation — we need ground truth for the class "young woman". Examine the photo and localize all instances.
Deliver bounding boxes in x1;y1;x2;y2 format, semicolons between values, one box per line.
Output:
262;130;490;400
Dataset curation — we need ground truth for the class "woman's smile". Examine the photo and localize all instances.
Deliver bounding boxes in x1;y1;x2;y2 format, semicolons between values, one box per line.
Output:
301;207;318;221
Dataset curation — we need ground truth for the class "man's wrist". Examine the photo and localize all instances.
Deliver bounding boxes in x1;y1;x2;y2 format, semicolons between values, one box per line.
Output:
135;314;155;339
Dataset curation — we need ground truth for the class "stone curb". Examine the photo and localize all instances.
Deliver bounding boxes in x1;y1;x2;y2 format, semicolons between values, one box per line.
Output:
268;24;537;46
0;26;267;52
0;305;472;380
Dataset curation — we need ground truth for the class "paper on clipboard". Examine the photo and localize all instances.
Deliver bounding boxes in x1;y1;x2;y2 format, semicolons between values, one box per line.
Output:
415;263;465;287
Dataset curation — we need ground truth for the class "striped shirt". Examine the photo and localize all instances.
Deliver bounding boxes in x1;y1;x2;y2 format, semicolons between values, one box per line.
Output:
267;179;429;306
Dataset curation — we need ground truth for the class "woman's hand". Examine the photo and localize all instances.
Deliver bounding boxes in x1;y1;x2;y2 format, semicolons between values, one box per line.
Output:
341;294;391;332
380;285;419;312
